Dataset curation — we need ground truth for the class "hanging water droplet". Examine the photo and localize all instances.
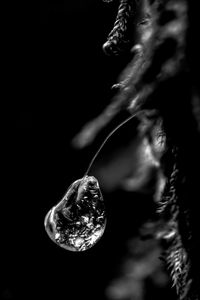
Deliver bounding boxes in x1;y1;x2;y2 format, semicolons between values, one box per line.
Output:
44;176;106;252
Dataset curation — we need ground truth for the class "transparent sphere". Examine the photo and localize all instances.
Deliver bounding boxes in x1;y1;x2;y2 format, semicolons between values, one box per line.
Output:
44;176;106;252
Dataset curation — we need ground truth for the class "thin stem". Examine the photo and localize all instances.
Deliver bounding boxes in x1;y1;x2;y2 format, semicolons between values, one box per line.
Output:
84;110;143;177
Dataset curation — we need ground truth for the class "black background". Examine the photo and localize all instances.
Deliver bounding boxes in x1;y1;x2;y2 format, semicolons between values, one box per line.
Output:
2;1;176;300
3;1;130;299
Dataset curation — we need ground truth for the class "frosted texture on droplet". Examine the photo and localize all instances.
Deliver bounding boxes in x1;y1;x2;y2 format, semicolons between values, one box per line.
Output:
44;176;106;251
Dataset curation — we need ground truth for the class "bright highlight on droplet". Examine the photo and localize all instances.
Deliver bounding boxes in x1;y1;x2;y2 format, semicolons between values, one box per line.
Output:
44;176;106;252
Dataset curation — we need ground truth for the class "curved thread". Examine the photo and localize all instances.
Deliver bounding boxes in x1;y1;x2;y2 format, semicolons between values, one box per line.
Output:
84;110;143;176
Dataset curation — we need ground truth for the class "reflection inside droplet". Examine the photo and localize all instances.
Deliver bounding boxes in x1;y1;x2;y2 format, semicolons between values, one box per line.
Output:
44;176;106;251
